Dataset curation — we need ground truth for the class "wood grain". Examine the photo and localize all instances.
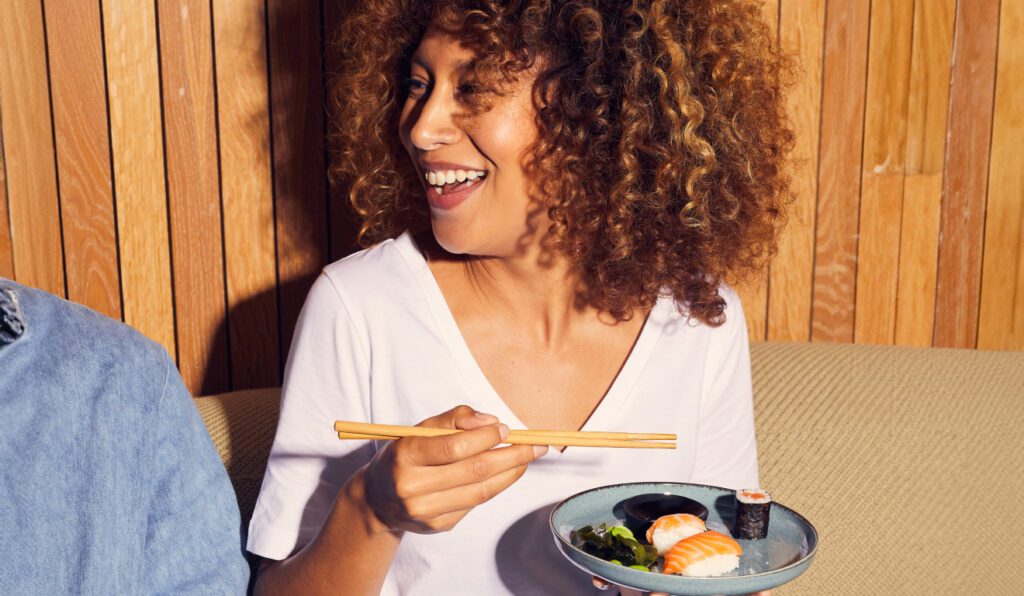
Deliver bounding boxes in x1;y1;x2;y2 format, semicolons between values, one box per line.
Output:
213;0;280;389
323;0;362;262
933;0;1000;348
0;1;64;294
811;0;870;343
767;0;824;342
158;0;230;394
854;0;914;345
44;0;120;319
978;0;1024;351
268;0;328;358
0;122;13;279
895;0;955;347
103;0;176;356
737;0;779;342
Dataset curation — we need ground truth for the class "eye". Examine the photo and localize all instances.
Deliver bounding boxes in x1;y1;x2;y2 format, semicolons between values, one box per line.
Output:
403;76;429;100
456;80;490;97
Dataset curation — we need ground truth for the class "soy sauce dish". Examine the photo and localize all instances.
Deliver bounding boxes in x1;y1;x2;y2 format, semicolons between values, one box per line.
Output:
549;482;818;596
622;493;709;538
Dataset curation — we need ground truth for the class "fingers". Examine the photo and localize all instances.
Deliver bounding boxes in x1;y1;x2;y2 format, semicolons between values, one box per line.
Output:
400;422;508;466
405;405;509;466
591;576;666;596
398;443;543;495
401;457;531;519
417;404;497;431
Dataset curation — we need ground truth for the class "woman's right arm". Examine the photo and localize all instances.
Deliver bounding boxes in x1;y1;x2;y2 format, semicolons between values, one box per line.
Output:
254;405;546;595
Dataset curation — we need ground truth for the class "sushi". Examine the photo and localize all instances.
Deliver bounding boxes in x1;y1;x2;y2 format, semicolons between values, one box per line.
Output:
661;530;742;577
736;489;772;539
645;513;707;555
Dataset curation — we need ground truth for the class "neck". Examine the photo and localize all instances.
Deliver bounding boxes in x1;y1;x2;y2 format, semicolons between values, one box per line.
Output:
419;231;591;346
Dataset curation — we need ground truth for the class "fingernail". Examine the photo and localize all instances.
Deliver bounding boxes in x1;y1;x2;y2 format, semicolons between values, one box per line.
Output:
498;423;510;440
533;445;548;457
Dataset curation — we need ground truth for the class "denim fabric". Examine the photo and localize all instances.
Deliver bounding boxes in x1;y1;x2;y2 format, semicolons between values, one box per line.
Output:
0;279;249;594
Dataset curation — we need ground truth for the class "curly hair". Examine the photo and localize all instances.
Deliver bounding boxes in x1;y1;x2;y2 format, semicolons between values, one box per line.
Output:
329;0;795;325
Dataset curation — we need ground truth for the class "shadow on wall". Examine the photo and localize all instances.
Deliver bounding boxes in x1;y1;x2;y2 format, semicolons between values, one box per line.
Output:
198;0;361;395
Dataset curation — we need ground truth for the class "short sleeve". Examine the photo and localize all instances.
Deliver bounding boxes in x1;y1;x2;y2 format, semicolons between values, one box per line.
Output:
246;273;376;560
146;353;250;593
688;288;760;491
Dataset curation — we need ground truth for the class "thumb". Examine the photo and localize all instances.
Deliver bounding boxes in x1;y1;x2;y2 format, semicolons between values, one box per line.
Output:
418;405;500;431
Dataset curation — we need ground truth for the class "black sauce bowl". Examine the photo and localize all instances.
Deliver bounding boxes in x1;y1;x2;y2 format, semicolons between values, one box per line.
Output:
622;493;710;538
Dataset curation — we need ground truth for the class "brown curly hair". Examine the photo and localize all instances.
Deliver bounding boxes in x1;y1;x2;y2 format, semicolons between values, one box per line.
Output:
329;0;795;325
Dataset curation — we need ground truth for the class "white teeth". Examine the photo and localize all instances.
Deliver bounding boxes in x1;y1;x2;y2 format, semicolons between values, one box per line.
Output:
423;169;487;189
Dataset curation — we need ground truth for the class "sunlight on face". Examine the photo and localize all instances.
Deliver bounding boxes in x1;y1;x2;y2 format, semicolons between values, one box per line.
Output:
398;26;545;258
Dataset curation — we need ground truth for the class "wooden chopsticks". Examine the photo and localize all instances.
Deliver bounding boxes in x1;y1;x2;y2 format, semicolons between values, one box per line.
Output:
334;420;676;449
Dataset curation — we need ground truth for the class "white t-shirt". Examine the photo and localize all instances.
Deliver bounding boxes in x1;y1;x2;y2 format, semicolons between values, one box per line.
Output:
247;232;759;595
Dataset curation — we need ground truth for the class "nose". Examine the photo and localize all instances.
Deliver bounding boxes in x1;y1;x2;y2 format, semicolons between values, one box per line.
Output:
406;85;461;151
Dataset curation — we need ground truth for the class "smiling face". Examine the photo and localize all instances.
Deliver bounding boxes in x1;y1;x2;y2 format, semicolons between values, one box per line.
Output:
399;26;544;258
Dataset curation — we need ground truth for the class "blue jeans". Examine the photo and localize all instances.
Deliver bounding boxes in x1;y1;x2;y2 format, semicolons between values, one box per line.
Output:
0;280;249;594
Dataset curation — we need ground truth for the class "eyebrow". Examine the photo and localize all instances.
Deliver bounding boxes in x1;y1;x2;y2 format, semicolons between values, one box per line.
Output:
410;55;476;73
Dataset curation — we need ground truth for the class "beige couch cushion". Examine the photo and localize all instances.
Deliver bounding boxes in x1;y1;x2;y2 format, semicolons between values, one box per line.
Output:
752;342;1024;594
194;387;281;528
196;342;1024;593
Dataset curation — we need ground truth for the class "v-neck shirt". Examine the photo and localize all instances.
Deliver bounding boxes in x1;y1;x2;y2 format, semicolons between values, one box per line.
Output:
408;237;670;448
247;232;760;595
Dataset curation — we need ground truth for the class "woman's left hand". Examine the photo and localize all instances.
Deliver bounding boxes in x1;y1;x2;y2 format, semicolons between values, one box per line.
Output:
591;576;771;596
591;576;666;596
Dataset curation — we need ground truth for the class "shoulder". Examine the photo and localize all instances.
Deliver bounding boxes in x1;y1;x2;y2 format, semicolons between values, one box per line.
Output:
717;284;746;330
316;232;424;314
2;279;170;373
661;283;746;334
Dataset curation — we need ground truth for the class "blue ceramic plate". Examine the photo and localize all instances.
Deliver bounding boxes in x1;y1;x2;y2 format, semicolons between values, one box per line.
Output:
549;482;817;596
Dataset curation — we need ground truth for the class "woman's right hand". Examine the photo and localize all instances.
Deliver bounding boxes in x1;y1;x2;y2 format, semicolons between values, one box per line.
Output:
361;405;547;534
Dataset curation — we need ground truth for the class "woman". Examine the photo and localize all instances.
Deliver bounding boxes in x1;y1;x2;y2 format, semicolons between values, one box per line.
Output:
248;1;793;594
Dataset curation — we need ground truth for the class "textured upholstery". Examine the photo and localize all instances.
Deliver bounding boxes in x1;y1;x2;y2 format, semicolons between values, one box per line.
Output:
750;342;1024;595
194;387;281;530
196;342;1024;594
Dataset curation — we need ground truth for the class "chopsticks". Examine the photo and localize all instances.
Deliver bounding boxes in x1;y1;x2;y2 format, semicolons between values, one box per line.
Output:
334;420;676;449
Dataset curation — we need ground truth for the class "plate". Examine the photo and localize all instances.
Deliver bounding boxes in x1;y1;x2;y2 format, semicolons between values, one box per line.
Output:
549;482;817;596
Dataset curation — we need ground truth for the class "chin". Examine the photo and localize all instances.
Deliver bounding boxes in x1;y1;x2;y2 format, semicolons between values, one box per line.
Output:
429;219;476;256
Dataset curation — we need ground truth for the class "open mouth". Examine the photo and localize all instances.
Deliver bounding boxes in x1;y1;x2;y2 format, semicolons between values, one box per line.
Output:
424;169;488;196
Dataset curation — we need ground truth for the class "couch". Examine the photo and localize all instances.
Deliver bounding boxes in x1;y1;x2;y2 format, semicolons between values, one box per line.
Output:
195;341;1024;594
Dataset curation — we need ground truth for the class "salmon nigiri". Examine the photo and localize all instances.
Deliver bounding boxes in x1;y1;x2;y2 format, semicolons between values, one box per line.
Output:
645;513;707;554
661;530;742;577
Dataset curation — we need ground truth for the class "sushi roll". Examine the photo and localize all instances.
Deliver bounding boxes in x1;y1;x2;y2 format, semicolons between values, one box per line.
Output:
645;513;706;555
736;489;771;539
661;530;742;577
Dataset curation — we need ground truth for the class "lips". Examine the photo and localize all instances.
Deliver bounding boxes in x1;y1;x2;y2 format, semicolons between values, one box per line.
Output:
425;175;485;210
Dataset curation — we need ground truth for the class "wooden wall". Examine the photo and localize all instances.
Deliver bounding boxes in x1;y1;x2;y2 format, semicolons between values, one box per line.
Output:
0;1;1021;397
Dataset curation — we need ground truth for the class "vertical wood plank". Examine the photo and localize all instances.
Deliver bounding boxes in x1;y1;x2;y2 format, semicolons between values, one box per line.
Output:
267;0;328;357
158;0;230;395
103;0;176;356
0;122;14;279
933;0;1000;348
736;0;779;342
766;0;824;342
324;0;361;263
854;0;915;345
45;0;121;319
0;1;64;295
894;0;954;347
978;0;1024;351
213;0;280;389
811;0;870;343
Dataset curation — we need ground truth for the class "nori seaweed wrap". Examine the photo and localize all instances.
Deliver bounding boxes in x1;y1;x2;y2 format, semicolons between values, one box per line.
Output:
736;489;771;539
